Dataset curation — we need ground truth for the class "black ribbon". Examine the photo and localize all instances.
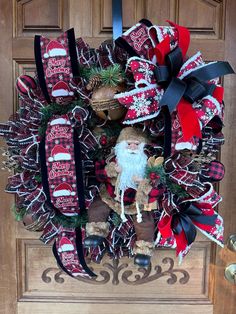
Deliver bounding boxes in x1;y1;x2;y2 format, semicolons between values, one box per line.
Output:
171;202;217;246
34;35;51;104
39;128;95;277
154;47;235;113
153;46;234;159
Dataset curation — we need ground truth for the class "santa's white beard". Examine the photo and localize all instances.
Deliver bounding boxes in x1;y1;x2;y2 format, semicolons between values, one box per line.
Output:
115;141;147;192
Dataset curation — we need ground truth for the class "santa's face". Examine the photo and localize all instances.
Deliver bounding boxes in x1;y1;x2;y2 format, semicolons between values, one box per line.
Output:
126;140;141;153
114;140;147;191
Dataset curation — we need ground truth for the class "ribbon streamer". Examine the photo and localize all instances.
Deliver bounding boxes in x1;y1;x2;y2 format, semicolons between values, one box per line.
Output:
158;202;220;256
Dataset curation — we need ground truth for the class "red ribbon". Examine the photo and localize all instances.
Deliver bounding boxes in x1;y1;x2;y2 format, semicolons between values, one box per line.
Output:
149;21;190;65
157;202;217;256
177;98;202;141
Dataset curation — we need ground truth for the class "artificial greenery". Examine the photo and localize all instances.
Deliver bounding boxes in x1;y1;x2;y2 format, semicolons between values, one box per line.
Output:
110;211;122;226
34;174;42;183
12;204;27;221
38;101;83;136
166;178;190;198
86;64;125;87
100;64;125;87
52;210;88;228
146;164;190;198
146;164;167;185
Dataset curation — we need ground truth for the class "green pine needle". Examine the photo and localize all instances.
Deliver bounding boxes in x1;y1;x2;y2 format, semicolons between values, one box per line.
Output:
110;211;122;226
11;204;27;221
100;64;125;87
88;67;101;80
52;211;88;228
78;65;94;81
146;164;167;185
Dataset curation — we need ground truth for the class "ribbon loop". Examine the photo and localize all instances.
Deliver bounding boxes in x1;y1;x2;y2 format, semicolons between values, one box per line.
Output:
172;212;197;245
160;77;186;112
166;46;183;77
153;66;170;84
184;79;208;103
186;61;235;82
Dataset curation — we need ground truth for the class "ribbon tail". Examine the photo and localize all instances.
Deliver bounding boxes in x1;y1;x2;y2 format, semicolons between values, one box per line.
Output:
157;215;173;238
76;227;97;277
177;99;202;141
175;230;188;257
193;215;224;247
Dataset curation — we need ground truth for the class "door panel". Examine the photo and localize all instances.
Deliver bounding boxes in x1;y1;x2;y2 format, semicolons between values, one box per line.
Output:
17;239;210;303
0;1;235;313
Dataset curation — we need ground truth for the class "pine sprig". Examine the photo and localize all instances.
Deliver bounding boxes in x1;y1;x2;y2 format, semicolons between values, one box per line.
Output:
166;178;190;198
100;64;125;87
52;211;88;228
110;211;122;226
78;65;96;81
86;64;125;88
146;164;166;185
88;67;101;80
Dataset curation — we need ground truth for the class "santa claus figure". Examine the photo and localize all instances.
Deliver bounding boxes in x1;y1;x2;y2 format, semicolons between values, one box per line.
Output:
84;127;165;267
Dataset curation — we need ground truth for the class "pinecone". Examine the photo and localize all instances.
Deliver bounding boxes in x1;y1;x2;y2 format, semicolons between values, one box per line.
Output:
86;74;102;91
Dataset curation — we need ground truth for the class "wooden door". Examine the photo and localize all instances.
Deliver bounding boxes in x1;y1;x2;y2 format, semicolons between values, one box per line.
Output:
0;1;236;313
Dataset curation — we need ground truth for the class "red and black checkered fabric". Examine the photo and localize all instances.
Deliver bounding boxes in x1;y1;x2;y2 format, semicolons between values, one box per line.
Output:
39;31;75;102
200;161;225;182
148;185;165;203
46;115;80;216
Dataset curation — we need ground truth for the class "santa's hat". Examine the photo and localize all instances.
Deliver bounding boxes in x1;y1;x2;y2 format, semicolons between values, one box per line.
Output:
117;127;149;145
71;268;81;277
58;237;74;252
53;183;76;197
52;81;74;97
44;40;67;59
48;145;71;162
50;115;70;126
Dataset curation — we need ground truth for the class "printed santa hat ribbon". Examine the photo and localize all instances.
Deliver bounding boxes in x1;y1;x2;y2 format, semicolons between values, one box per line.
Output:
53;228;96;278
34;28;79;103
157;201;224;258
39;112;97;276
48;145;71;162
41;114;86;216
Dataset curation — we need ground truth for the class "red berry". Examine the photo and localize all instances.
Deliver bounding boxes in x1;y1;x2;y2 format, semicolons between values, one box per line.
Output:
150;172;156;180
150;172;160;181
100;135;107;146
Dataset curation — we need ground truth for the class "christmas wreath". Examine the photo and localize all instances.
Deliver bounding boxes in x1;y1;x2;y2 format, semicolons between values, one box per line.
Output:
0;19;234;278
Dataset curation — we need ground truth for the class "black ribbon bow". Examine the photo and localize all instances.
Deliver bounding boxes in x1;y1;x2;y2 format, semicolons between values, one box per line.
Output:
153;46;234;113
171;202;218;246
